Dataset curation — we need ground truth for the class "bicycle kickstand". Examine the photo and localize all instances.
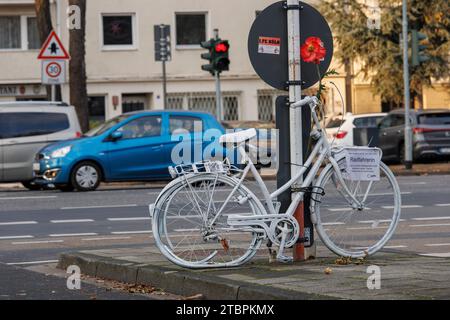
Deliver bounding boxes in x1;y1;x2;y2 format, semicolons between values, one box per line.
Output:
276;224;293;263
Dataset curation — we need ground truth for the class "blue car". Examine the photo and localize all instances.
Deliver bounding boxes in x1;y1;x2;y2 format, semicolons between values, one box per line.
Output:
33;110;226;191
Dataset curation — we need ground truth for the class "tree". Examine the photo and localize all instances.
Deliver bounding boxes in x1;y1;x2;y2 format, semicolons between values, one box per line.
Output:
34;0;62;101
69;0;89;132
320;0;450;109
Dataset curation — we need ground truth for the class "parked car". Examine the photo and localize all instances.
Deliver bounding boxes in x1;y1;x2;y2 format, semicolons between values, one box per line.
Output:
0;101;81;190
326;112;387;147
33;110;227;191
378;109;450;162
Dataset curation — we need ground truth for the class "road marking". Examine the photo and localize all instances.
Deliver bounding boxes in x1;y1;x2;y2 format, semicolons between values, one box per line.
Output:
410;223;450;228
6;260;59;266
435;204;450;207
0;221;38;226
61;204;138;210
81;236;132;241
174;228;201;232
0;196;57;200
111;230;152;235
107;217;150;222
412;216;450;221
12;240;64;245
420;253;450;258
327;208;352;212
49;233;98;237
50;219;94;223
0;235;34;240
382;205;422;209
424;243;450;247
383;245;408;249
321;222;345;226
358;219;406;224
406;182;427;185
346;226;388;230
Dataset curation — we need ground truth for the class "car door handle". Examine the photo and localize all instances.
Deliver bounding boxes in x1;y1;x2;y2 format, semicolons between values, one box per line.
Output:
151;144;164;150
382;132;387;136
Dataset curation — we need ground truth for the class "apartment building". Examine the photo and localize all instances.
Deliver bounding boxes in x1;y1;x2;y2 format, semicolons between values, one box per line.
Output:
0;0;447;126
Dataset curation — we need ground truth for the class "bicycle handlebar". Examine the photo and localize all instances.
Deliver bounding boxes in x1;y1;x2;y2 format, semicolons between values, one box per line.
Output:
291;96;319;109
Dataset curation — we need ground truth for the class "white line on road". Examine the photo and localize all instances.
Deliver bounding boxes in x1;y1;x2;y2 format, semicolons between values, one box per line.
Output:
405;182;427;185
50;219;94;223
111;230;152;235
107;217;150;222
412;216;450;221
0;196;57;200
0;235;34;240
0;221;38;226
383;245;408;249
49;233;98;237
424;243;450;247
81;236;132;241
410;223;450;228
346;226;388;230
435;204;450;207
12;240;64;245
6;260;59;266
321;222;345;226
382;205;423;209
420;253;450;258
60;204;138;210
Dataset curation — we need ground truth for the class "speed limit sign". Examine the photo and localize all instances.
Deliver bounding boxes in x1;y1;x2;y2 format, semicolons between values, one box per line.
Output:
41;60;66;84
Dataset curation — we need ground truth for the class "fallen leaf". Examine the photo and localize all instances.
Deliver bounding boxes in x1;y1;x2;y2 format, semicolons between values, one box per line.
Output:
324;267;333;275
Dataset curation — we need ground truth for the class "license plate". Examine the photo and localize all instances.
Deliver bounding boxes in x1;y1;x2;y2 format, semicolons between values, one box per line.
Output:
33;162;40;171
440;148;450;154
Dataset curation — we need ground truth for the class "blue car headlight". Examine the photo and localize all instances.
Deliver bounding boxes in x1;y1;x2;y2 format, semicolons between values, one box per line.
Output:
51;146;72;158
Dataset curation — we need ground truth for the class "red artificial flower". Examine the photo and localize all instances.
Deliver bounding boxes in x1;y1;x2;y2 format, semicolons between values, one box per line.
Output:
301;37;326;64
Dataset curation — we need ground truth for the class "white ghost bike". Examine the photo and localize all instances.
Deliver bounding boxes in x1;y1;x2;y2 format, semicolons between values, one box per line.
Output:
149;96;401;269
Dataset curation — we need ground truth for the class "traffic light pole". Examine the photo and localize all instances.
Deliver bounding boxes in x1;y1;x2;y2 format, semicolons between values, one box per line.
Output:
162;59;167;109
402;0;413;170
215;71;223;121
287;0;307;261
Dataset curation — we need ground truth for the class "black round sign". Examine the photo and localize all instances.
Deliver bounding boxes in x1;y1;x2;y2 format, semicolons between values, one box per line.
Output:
248;1;333;91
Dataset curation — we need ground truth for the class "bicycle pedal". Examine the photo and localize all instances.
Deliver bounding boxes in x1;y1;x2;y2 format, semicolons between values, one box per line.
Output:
276;255;293;263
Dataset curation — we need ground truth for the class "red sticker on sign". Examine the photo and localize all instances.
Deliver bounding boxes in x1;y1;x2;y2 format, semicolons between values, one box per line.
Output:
258;37;281;55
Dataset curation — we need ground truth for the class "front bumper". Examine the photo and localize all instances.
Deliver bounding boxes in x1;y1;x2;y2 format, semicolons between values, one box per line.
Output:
33;155;71;184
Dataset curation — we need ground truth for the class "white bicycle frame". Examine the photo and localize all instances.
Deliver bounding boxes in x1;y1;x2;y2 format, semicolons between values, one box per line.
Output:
209;96;370;228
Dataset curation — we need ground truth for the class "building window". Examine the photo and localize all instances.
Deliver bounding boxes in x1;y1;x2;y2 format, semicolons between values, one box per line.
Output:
122;94;149;113
88;96;106;129
0;16;21;49
175;13;206;47
167;92;240;121
102;14;136;48
0;16;42;50
26;17;41;50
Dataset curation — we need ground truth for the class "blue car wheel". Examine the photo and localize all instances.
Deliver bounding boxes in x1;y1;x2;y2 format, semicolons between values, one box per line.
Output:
70;161;102;191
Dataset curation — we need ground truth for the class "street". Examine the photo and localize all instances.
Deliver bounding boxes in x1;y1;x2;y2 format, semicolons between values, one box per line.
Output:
1;174;450;267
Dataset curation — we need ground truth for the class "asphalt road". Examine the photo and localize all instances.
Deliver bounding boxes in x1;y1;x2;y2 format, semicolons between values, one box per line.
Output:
1;174;450;267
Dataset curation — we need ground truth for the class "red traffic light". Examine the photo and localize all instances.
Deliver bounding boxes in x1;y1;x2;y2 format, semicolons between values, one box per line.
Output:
215;42;229;53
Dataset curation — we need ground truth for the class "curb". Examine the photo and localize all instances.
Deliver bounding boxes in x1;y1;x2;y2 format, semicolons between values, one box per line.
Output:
58;252;332;300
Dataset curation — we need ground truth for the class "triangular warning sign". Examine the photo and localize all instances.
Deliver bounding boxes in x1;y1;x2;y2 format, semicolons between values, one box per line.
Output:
38;30;70;60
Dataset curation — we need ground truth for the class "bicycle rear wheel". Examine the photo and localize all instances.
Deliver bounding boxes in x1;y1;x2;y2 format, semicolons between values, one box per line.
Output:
152;173;264;268
313;160;401;258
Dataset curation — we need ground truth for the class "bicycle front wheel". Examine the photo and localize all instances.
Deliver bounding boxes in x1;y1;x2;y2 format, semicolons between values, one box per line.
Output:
152;173;264;268
313;160;401;258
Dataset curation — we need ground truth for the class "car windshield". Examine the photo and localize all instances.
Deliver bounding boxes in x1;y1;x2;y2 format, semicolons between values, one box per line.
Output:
85;115;131;137
418;113;450;125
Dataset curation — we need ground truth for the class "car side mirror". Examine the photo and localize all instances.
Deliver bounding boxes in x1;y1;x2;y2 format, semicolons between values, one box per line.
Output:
110;131;123;141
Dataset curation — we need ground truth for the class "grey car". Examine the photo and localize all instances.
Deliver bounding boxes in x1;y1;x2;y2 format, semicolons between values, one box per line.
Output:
0;102;81;190
378;108;450;162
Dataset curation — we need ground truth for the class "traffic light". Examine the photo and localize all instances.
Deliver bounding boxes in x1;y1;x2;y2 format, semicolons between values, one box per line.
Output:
200;39;216;74
213;40;230;72
200;39;230;75
411;29;430;66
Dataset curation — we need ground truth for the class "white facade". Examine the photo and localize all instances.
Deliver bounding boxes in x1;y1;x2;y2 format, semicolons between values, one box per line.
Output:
0;0;346;123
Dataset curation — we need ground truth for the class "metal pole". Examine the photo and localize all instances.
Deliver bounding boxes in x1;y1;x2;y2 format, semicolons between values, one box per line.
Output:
402;0;413;170
162;60;167;109
51;85;56;102
215;71;223;121
287;0;306;261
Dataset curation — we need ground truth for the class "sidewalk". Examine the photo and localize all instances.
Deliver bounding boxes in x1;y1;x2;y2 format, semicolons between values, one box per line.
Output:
58;247;450;300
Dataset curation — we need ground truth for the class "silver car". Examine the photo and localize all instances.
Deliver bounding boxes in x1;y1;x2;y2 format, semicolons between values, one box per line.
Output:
0;102;81;190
